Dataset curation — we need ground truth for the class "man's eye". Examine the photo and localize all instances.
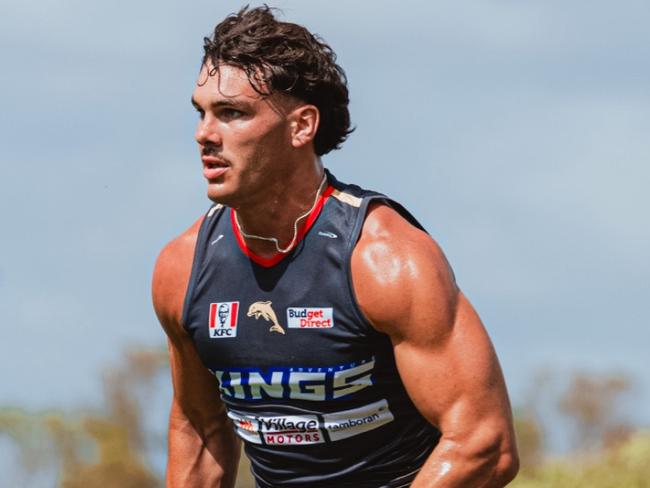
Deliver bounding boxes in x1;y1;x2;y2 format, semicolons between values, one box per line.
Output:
221;109;244;120
195;108;205;119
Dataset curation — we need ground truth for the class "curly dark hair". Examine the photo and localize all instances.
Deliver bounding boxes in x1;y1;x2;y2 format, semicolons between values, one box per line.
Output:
202;5;353;156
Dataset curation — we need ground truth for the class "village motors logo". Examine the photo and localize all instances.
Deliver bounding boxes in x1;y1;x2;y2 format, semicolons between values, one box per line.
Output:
208;301;239;338
287;307;334;329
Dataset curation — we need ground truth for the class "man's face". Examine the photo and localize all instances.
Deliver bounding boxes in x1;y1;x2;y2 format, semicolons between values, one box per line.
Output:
191;63;296;206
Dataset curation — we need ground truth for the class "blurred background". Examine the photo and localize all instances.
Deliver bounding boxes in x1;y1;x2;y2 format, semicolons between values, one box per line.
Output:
1;0;648;486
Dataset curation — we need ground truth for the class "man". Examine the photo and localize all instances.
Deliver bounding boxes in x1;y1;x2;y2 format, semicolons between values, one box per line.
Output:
153;6;519;488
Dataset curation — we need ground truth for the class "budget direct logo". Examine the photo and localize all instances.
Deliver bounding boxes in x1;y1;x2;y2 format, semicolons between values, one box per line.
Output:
287;307;334;329
209;301;239;338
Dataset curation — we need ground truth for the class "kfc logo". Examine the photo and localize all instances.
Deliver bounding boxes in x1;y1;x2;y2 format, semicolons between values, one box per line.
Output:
209;301;239;338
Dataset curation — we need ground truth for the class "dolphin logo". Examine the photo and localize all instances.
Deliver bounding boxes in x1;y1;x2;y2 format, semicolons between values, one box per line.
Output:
247;301;286;335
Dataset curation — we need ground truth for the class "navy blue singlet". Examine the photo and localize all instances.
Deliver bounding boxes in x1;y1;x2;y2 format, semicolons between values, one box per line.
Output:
182;170;441;487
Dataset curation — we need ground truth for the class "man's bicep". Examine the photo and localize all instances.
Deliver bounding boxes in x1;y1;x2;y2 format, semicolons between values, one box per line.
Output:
353;204;518;482
393;292;515;447
165;337;240;487
151;230;227;425
168;334;225;413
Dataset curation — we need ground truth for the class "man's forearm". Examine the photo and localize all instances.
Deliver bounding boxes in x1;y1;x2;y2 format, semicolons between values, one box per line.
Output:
166;402;241;488
410;434;519;488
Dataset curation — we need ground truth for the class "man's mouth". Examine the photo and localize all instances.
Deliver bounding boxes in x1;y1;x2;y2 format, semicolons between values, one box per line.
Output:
202;156;229;180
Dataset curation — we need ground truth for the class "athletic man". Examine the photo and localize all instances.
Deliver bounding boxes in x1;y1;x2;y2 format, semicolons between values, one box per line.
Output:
153;6;519;487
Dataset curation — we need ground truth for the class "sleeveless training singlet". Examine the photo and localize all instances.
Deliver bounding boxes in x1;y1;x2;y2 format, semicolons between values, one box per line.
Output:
182;170;441;487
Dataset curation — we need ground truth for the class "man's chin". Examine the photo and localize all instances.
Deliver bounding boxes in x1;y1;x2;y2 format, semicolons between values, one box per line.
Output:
207;184;235;206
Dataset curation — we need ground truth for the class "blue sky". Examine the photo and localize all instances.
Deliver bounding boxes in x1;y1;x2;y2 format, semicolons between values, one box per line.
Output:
1;0;649;437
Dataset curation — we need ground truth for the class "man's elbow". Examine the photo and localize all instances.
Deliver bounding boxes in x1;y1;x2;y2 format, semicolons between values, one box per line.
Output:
468;425;520;486
493;447;519;485
483;428;519;486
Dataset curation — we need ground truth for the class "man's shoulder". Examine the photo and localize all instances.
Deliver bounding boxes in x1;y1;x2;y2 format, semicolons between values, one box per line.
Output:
354;201;437;265
157;216;204;263
351;202;458;337
152;215;205;332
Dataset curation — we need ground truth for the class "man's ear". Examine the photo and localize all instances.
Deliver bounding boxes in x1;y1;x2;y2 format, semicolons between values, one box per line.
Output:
290;104;320;149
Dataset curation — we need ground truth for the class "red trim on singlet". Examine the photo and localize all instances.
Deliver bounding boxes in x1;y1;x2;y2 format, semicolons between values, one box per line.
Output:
230;185;335;268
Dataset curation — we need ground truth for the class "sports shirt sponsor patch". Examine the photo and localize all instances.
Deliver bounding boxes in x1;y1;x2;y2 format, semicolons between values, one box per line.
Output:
212;357;375;401
227;399;394;445
287;307;334;329
208;301;239;338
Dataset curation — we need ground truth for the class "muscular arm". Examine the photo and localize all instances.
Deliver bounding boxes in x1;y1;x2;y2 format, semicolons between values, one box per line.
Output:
352;204;519;487
152;218;240;488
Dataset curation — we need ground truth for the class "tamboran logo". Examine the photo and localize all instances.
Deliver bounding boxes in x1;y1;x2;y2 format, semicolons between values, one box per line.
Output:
208;301;239;339
287;307;334;329
247;301;285;334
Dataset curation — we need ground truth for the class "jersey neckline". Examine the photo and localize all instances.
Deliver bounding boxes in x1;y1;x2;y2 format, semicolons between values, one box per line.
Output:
230;185;335;268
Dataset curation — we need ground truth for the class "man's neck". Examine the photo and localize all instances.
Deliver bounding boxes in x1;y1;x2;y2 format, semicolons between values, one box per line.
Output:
234;159;326;258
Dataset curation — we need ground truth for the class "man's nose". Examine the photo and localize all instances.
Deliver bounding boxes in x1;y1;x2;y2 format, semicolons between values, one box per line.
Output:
195;116;222;146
